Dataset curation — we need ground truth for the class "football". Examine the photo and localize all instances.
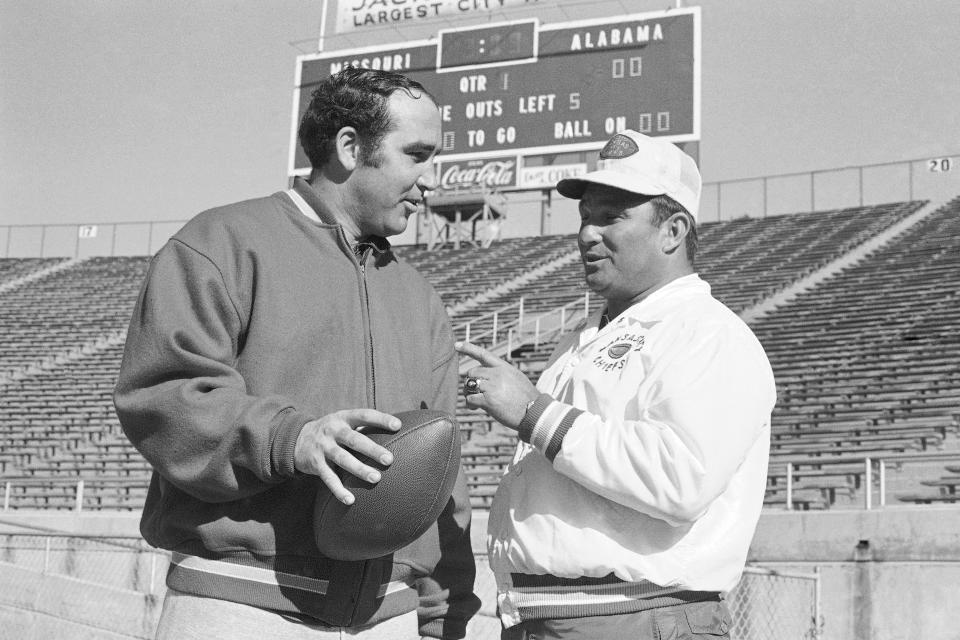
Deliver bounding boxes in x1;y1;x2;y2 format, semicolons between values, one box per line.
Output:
313;409;461;561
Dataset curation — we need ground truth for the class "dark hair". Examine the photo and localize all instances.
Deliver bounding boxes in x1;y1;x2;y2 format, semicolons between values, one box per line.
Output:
651;195;698;262
298;67;437;170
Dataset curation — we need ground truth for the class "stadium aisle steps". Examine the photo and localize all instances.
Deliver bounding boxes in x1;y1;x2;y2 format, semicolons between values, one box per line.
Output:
0;257;70;288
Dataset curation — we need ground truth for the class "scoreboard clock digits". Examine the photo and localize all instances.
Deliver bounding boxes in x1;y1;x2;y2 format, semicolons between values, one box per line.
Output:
439;21;536;70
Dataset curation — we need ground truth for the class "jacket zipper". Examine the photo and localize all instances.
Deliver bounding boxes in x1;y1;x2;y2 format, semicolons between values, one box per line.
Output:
359;250;377;409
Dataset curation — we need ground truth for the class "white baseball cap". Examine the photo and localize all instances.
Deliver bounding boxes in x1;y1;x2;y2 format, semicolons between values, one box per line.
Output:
556;130;702;220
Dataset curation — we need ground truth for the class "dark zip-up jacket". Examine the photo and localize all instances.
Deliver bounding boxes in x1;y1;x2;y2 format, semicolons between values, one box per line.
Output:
114;178;479;638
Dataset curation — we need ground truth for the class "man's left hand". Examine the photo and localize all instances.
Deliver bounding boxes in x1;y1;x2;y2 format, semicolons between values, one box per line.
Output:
455;341;540;430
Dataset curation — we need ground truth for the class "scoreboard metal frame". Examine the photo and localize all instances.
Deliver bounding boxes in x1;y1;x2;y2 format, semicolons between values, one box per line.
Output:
289;7;700;177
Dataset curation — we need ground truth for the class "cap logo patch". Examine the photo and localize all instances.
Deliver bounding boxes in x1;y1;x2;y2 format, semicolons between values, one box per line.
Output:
599;134;639;159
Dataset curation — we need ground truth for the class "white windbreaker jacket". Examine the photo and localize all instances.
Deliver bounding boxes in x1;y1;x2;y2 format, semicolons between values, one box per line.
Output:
487;274;776;627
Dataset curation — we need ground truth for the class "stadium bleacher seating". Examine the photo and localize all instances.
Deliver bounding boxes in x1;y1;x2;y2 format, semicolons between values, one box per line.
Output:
0;257;69;286
1;197;958;511
438;201;924;352
397;234;574;310
751;198;960;506
0;256;149;378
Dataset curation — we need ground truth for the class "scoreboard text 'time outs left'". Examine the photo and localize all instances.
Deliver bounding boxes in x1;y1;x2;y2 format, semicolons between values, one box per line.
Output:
290;7;700;174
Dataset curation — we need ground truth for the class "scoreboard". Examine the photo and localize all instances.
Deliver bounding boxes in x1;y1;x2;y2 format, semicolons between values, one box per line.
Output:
290;7;700;176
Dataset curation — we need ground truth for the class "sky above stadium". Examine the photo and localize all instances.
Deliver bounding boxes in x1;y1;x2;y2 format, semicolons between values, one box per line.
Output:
2;0;958;228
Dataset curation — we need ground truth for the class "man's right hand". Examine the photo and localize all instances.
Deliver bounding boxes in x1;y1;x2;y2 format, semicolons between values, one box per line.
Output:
295;409;401;506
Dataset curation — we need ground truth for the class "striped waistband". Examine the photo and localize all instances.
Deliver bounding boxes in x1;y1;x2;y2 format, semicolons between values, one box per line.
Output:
169;552;412;598
167;552;418;627
502;573;720;624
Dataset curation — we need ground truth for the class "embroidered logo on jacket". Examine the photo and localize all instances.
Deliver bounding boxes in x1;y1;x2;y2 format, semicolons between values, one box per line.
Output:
592;333;645;371
607;342;633;359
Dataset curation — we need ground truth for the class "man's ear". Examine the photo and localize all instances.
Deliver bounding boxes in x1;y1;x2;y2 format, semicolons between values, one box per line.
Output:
334;126;360;172
661;212;691;255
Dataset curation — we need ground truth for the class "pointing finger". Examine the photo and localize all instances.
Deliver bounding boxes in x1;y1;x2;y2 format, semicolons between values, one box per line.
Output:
455;341;506;367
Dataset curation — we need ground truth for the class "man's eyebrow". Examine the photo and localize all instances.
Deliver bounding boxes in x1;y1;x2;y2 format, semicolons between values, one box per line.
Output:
404;142;438;154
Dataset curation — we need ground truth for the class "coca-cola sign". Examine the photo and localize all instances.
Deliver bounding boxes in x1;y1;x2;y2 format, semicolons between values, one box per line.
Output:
437;156;518;191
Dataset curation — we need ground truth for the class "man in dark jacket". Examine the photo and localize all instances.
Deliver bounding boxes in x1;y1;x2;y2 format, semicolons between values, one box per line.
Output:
114;68;479;639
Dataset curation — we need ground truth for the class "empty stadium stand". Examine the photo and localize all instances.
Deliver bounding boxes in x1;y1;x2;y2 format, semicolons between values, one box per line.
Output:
0;257;149;379
434;201;925;351
753;198;960;507
1;197;958;511
0;257;69;287
397;234;574;310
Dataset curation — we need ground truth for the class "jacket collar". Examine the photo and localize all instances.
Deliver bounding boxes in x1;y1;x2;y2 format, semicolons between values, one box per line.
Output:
585;274;709;342
291;176;392;256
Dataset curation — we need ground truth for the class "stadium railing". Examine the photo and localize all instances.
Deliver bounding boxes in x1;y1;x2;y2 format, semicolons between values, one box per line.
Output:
5;449;959;513
1;153;955;258
767;450;960;510
454;292;592;366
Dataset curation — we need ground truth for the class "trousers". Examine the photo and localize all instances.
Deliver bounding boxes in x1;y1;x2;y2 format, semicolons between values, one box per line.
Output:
155;588;421;640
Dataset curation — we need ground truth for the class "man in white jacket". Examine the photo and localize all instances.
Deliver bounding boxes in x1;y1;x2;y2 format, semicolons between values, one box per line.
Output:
456;130;776;640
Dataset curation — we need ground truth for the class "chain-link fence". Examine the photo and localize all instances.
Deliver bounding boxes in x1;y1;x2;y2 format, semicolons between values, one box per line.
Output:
0;532;169;638
728;566;822;640
0;535;818;639
0;532;168;595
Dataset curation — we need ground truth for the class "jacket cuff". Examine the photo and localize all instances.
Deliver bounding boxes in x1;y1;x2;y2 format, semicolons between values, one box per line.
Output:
517;393;553;444
270;408;312;477
518;394;584;463
419;617;468;640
